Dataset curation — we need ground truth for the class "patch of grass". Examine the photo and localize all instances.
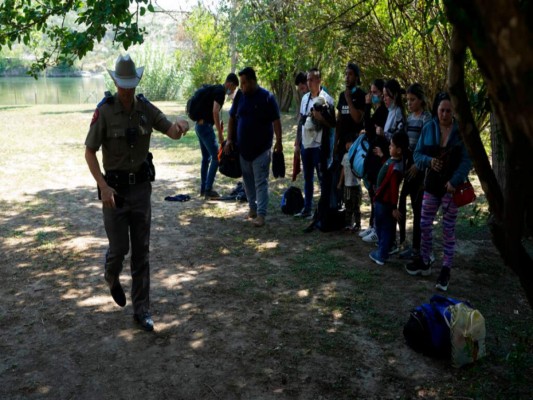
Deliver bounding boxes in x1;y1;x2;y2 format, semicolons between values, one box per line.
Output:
289;248;345;284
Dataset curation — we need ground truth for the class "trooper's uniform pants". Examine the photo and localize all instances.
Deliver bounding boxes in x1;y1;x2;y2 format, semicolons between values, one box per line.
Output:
103;181;152;316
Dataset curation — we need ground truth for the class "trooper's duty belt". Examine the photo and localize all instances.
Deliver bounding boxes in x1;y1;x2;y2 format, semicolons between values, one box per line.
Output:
105;169;150;187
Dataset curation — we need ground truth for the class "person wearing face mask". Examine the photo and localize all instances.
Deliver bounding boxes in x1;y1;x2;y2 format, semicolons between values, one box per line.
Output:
366;79;406;249
381;79;406;142
358;79;390;243
194;73;240;200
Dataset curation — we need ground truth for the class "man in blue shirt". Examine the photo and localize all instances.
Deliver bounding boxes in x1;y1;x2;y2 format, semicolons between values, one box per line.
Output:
225;67;283;227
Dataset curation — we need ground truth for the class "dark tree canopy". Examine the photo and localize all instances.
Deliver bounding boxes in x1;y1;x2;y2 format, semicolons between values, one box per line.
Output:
0;0;155;75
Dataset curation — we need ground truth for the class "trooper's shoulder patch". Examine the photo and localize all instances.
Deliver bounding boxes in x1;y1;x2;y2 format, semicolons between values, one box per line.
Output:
90;109;100;126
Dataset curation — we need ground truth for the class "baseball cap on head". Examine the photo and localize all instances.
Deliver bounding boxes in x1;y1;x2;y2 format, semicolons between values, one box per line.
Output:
107;54;144;89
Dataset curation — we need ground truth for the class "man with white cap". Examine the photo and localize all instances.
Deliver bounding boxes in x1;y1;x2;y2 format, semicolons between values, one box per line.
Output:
85;54;189;331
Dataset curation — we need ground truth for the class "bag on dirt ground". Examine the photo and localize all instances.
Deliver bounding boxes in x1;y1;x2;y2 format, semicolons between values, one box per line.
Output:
348;133;369;178
446;302;486;368
281;186;304;215
186;84;216;121
403;295;467;358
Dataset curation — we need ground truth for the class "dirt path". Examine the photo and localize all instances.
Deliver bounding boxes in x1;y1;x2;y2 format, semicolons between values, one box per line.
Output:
0;104;531;399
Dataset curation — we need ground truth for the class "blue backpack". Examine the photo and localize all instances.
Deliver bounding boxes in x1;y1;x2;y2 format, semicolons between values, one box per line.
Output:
280;186;304;215
348;133;370;178
403;295;471;358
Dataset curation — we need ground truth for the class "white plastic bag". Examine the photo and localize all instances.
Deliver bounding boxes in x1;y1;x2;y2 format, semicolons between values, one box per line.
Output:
447;302;486;368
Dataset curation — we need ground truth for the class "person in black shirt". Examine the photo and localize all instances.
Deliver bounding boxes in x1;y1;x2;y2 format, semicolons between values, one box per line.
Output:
335;63;366;159
196;73;239;199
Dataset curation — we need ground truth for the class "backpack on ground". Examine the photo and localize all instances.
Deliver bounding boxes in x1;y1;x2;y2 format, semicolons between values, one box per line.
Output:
403;295;467;359
186;84;215;121
281;186;304;215
348;133;370;178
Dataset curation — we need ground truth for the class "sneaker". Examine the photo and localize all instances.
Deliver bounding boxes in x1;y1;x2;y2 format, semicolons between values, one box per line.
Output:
369;250;385;265
358;227;374;238
362;231;379;243
405;257;432;276
294;209;312;218
352;224;361;232
134;312;154;332
253;215;265;227
435;267;451;291
204;190;220;199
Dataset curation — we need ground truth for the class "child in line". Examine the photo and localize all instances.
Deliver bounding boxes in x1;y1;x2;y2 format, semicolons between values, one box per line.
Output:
338;140;362;232
369;131;410;265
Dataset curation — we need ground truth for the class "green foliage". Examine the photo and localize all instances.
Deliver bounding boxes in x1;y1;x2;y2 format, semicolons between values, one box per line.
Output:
0;0;155;76
180;5;231;97
134;45;185;101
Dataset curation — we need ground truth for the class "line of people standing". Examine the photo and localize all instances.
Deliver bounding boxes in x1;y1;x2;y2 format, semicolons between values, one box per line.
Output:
293;64;472;293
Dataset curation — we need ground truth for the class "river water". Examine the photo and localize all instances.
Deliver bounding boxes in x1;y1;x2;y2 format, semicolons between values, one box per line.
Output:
0;76;108;105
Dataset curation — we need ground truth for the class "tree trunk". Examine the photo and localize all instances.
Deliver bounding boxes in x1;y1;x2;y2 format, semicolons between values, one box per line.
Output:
445;0;533;308
271;77;293;113
490;113;506;191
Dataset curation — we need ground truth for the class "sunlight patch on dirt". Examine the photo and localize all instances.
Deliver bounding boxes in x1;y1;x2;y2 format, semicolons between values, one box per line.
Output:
76;295;111;307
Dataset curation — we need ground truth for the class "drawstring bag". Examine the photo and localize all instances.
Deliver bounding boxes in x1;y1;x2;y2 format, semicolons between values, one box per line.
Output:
453;180;476;207
445;302;486;368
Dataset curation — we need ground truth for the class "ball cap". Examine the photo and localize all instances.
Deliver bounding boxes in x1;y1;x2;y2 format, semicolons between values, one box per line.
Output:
107;54;144;89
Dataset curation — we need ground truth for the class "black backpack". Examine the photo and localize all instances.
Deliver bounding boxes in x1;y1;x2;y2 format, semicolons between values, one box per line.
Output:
280;186;304;215
186;85;215;121
218;141;242;179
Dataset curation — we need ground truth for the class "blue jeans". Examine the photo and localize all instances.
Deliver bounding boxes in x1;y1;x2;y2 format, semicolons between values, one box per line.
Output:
195;123;219;192
374;201;396;260
240;150;271;217
301;145;321;212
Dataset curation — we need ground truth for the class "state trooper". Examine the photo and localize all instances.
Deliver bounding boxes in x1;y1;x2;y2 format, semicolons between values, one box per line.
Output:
84;54;189;331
